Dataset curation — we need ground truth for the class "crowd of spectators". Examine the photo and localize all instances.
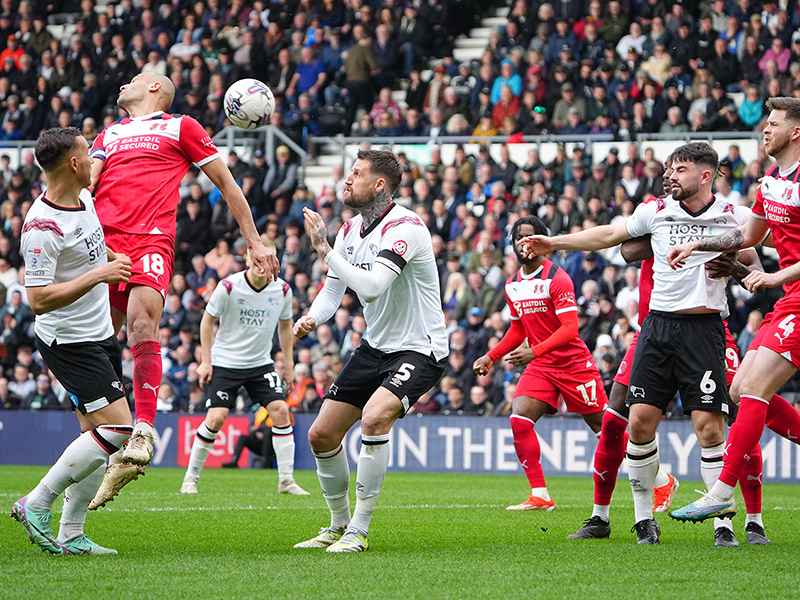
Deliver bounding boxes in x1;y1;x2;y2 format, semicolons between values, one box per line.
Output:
2;0;800;417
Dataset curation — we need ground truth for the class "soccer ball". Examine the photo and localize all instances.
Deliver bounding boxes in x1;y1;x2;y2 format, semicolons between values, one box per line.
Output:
223;79;275;130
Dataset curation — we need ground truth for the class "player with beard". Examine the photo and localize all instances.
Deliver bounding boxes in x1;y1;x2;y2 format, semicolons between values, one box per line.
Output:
293;149;448;552
519;142;750;544
473;215;607;511
569;157;798;545
670;98;800;525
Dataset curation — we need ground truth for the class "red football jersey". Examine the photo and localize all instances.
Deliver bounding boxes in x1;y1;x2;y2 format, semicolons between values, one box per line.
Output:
752;163;800;297
637;257;654;326
505;259;595;369
90;112;219;240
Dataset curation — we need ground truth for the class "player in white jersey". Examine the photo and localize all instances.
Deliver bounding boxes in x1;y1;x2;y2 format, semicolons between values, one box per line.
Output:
180;241;308;496
11;127;133;555
293;149;448;553
520;142;747;544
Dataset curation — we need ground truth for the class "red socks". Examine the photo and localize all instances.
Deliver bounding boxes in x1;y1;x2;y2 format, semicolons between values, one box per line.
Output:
510;415;546;489
765;393;800;444
719;395;769;487
131;340;162;427
738;434;763;514
592;410;629;506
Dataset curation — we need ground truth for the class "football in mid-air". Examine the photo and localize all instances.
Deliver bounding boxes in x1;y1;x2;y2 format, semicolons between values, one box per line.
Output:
223;79;275;130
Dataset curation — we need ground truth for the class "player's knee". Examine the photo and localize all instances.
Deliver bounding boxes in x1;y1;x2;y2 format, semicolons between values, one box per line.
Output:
269;402;290;424
360;411;393;436
308;423;335;452
694;413;725;446
628;414;656;443
205;413;226;431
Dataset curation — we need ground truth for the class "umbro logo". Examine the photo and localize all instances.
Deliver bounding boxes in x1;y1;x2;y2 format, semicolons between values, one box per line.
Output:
714;217;727;224
701;394;714;403
238;298;246;304
356;482;364;492
347;246;354;254
664;216;675;222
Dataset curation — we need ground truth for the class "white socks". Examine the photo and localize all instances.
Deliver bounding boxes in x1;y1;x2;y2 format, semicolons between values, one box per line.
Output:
592;504;610;521
701;442;731;531
627;438;659;524
349;434;390;537
27;425;132;511
314;445;351;531
58;464;104;543
184;423;218;481
272;425;295;483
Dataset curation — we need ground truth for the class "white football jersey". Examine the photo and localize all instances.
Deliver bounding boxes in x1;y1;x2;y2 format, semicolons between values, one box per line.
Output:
330;203;448;360
22;190;114;345
205;271;293;369
626;195;751;313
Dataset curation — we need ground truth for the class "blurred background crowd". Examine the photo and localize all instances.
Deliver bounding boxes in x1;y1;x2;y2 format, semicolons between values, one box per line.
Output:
0;0;798;418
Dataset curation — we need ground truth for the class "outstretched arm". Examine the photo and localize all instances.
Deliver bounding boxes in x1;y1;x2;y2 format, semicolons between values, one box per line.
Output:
521;221;632;257
201;157;279;279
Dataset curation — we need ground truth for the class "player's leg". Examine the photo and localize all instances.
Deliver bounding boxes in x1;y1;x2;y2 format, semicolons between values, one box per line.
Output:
325;350;445;553
181;406;229;493
674;347;796;520
627;402;663;544
123;284;167;465
265;399;309;495
329;387;405;552
736;438;771;544
294;399;361;549
13;399;132;554
506;394;556;510
692;409;737;546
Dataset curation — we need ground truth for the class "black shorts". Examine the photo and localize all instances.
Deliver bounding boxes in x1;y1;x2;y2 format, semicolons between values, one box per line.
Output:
36;335;126;415
626;311;730;415
324;342;447;416
206;364;285;410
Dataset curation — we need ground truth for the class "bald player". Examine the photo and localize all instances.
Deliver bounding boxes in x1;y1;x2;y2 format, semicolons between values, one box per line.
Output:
88;73;279;508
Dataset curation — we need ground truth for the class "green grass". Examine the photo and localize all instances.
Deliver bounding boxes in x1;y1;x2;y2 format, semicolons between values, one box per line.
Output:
1;466;798;600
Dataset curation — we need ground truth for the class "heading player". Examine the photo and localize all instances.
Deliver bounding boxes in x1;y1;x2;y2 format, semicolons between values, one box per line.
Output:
180;241;308;496
88;73;278;507
12;127;133;555
669;97;800;523
473;215;607;511
520;142;747;544
293;149;448;552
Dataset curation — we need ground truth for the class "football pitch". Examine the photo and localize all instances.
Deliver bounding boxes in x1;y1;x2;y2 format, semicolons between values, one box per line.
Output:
1;466;798;600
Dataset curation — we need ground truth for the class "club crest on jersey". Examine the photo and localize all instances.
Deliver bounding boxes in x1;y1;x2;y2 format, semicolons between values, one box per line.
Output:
74;228;83;237
630;385;646;398
783;187;794;201
714;217;727;224
112;381;124;393
150;123;168;131
369;243;379;255
392;240;408;255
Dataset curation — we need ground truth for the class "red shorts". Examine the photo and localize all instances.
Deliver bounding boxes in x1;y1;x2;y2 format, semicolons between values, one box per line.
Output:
614;325;741;387
104;231;175;314
613;331;639;387
750;295;800;370
515;362;607;416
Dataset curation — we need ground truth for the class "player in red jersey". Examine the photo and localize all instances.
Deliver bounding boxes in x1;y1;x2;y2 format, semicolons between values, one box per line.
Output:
670;97;800;524
473;215;607;511
87;73;278;508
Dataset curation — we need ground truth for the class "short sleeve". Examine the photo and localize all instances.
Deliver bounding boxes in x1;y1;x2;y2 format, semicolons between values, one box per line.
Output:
89;128;107;161
506;285;520;320
550;269;578;315
752;185;766;219
21;220;64;287
625;201;657;238
375;215;428;275
179;116;220;167
280;283;293;320
205;278;230;318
